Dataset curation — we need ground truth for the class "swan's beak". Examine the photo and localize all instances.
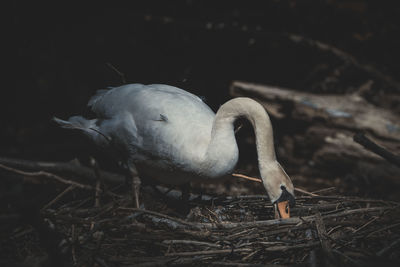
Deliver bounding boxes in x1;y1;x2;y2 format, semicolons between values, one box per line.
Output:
274;200;290;219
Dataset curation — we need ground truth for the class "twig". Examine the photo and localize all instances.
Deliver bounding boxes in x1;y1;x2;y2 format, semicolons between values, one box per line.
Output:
212;262;286;267
71;224;77;265
106;63;127;84
90;157;103;207
165;248;252;257
305;229;318;267
311;187;336;194
241;249;260;261
354;133;400;167
314;212;333;261
162;240;221;248
232;173;262;182
0;163;93;190
94;257;111;267
353;216;378;233
295;187;319;197
119;207;201;229
331;249;362;266
376;237;400;257
0;156;125;185
42;185;75;211
286;33;400;91
366;222;400;238
261;241;320;252
232;173;318;197
198;206;392;230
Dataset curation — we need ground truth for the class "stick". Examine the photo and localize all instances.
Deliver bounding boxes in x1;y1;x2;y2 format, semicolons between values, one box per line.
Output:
311;187;336;194
0;156;125;185
305;229;318;267
165;248;252;257
42;185;75;211
314;212;333;261
71;224;77;265
376;237;400;257
354;133;400;167
197;206;393;230
90;157;103;207
233;173;318;196
0;163;93;190
162;240;221;248
295;187;319;197
106;63;127;84
0;163;119;198
119;207;201;230
232;173;262;182
286;34;400;91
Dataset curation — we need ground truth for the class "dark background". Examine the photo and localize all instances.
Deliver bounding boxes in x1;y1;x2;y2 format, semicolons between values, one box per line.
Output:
8;1;400;192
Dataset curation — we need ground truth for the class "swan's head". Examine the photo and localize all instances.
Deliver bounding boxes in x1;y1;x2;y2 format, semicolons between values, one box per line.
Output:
261;161;295;219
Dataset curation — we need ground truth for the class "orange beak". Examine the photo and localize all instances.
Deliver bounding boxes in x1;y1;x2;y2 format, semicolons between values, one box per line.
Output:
274;200;290;219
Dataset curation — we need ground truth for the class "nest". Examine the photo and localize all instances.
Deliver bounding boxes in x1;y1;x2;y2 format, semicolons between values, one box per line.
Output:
3;186;400;266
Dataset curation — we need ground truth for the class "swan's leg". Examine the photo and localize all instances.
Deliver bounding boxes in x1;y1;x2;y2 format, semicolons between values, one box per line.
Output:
180;183;191;213
132;175;141;208
128;164;141;208
181;184;190;201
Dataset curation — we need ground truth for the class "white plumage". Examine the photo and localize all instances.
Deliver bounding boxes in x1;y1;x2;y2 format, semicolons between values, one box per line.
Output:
55;83;295;210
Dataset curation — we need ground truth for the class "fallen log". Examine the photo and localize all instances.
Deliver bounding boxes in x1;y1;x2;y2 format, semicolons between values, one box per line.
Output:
230;81;400;141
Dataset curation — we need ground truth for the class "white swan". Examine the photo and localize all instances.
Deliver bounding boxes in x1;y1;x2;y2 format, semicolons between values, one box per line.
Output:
54;84;295;218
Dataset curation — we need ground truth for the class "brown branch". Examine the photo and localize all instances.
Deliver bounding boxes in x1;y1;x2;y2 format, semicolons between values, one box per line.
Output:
118;207;202;230
106;62;127;84
197;206;393;230
315;212;333;261
232;173;262;182
376;237;400;257
162;240;221;248
354;133;400;167
41;185;75;211
0;156;125;185
0;163;119;198
0;163;93;190
165;248;252;257
286;33;400;91
233;173;318;196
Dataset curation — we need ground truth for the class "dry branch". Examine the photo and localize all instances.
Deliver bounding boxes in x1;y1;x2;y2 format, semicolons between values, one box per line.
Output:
286;34;400;91
0;163;93;190
354;133;400;167
0;156;125;184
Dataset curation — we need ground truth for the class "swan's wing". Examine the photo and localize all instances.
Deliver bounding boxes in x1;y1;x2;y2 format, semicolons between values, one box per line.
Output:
91;84;215;172
88;84;145;118
88;84;205;118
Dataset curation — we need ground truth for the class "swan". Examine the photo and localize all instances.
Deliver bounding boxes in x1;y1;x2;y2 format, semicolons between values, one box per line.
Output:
54;83;295;218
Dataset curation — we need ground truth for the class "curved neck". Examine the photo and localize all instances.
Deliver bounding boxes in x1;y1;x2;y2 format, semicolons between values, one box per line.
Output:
200;97;276;177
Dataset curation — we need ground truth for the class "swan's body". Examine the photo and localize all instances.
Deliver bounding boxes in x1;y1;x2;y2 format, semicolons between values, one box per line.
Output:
55;83;294;208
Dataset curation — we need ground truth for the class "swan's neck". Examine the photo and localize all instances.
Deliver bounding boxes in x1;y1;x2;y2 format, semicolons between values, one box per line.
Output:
200;97;276;178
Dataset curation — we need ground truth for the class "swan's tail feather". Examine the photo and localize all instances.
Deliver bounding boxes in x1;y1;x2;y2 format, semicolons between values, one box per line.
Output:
52;116;96;131
52;116;109;143
53;116;114;154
